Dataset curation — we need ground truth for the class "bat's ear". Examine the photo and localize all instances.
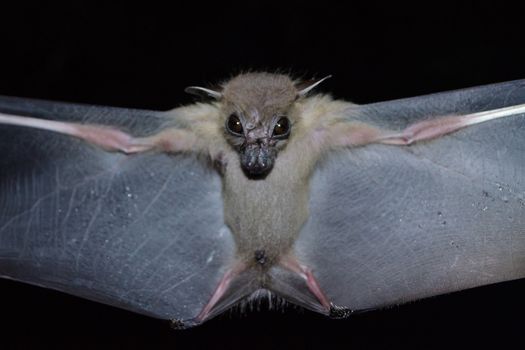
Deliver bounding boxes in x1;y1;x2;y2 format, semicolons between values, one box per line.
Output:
184;86;223;100
296;75;332;98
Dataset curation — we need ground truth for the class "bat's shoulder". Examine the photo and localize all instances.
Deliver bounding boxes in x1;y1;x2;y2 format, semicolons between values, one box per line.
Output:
165;102;222;125
164;101;225;144
295;95;354;126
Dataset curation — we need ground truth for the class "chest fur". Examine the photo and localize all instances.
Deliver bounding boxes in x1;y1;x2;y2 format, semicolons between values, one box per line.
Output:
221;145;313;263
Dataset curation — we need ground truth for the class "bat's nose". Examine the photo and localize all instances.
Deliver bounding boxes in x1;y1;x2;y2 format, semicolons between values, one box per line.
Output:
240;143;275;178
256;137;269;147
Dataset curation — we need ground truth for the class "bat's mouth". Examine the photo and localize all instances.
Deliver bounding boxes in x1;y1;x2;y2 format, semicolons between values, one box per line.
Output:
240;144;276;179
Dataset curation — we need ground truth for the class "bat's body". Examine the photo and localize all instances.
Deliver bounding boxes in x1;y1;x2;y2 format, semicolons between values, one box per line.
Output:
223;146;309;264
222;96;342;262
0;73;524;327
176;82;355;318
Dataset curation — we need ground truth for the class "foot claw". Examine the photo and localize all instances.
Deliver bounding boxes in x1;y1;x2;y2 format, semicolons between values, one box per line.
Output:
329;303;353;319
169;318;197;330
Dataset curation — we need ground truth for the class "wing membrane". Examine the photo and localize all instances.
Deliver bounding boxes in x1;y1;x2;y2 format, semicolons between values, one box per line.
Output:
0;96;234;323
297;79;525;310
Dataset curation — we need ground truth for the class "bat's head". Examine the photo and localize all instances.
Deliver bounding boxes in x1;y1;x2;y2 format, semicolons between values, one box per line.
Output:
186;72;330;178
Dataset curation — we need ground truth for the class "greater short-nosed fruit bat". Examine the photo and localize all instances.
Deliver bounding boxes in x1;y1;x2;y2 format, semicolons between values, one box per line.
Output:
0;72;523;328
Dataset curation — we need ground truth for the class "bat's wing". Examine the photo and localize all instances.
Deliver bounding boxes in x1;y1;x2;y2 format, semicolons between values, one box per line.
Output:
0;96;234;327
296;80;525;312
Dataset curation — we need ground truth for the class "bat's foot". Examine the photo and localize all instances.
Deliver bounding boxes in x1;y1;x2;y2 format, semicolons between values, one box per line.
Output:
169;318;198;330
280;255;339;315
195;263;246;323
328;303;353;319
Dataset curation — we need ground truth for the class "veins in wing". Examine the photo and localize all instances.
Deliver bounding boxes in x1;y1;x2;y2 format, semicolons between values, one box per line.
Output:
74;169;118;271
119;180;199;294
122;268;203;303
120;238;202;301
404;143;520;197
158;270;201;296
402;144;473;181
106;171;175;279
59;186;78;259
0;154;126;237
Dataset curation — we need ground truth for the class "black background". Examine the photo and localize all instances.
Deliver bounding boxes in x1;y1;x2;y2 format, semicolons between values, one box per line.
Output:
0;2;524;349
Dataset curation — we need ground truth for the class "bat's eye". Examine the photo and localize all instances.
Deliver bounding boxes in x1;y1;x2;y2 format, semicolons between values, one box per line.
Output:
273;117;290;138
226;114;243;135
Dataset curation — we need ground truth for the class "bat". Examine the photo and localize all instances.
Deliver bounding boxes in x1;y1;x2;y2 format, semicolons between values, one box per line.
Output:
0;72;524;329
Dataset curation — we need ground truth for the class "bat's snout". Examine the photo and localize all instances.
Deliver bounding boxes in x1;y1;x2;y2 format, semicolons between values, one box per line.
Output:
240;143;276;178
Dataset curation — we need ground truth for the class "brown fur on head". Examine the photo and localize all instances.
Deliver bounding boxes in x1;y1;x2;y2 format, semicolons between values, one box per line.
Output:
185;72;330;178
221;72;298;120
220;73;298;178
